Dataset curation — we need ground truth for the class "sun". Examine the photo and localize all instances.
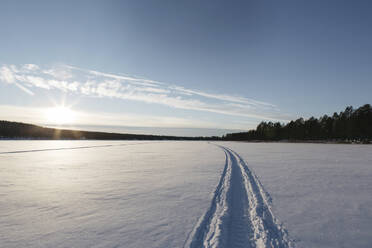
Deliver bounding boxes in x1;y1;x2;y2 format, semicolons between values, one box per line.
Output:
45;106;76;125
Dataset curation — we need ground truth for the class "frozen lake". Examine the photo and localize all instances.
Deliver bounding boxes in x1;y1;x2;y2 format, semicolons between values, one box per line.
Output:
0;141;371;247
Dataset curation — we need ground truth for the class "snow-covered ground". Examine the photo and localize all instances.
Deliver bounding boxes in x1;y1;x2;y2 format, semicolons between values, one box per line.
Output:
0;141;371;247
218;142;372;248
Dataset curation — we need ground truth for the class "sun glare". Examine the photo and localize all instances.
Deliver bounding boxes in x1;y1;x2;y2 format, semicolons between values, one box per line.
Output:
45;106;76;125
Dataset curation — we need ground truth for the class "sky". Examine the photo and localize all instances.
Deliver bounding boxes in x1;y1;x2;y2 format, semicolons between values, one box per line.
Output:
1;0;372;136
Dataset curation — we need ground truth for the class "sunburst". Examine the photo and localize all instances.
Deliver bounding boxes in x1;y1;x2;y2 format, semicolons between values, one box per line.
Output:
45;106;76;125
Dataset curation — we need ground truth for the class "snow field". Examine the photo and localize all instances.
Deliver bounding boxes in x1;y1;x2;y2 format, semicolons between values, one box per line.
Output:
0;141;224;248
1;141;371;248
217;142;372;248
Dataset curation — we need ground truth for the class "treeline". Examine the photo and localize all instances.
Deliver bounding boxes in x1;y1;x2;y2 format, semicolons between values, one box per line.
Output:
0;121;220;140
2;104;371;142
223;104;372;143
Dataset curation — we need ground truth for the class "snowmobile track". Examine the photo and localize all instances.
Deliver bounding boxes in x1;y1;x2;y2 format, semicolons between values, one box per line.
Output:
184;145;294;248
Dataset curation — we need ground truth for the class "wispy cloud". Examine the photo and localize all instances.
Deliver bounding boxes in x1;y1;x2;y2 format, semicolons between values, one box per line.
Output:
0;66;15;83
0;63;291;122
14;82;35;96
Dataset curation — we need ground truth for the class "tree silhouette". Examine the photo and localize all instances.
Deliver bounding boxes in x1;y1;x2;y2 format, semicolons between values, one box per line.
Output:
224;104;372;143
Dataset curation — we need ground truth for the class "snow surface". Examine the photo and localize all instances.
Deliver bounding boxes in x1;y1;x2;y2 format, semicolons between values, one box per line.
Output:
0;141;225;248
0;141;371;248
217;142;372;248
185;145;293;248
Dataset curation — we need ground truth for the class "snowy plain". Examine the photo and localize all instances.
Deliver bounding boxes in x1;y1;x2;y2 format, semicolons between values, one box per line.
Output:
0;141;371;248
217;142;372;248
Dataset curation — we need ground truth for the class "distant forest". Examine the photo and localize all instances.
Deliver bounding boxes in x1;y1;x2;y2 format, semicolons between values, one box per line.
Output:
1;104;371;142
224;104;372;143
0;121;219;140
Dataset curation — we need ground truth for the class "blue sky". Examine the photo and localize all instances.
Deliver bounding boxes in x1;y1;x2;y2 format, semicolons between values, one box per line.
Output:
1;0;372;136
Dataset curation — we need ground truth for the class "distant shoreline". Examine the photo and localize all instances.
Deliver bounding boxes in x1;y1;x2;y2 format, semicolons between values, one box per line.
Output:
1;118;371;144
228;140;371;145
0;120;220;141
0;137;370;145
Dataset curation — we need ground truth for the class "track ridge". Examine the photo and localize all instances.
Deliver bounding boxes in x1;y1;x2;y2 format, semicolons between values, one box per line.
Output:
184;145;294;248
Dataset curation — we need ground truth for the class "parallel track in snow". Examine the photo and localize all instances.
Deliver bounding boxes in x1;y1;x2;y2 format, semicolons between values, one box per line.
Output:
184;145;294;248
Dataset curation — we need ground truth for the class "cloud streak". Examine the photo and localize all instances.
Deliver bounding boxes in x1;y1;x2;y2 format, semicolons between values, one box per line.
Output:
0;64;291;122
